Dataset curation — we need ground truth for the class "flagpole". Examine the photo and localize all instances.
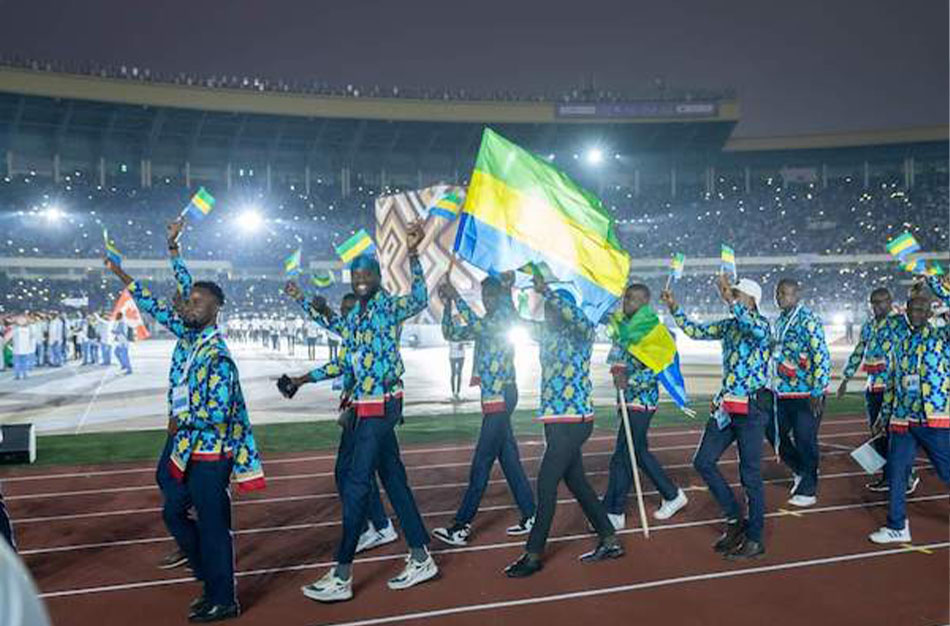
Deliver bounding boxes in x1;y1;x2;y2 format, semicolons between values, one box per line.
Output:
619;395;650;538
664;273;673;291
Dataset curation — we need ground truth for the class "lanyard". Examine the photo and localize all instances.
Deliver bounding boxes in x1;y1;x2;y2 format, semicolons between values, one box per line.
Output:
178;328;220;385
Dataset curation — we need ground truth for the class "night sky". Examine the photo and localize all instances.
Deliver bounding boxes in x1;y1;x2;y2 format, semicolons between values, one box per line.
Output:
0;0;946;137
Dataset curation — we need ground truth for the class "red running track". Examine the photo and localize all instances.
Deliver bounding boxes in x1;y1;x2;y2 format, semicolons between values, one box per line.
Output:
1;415;947;626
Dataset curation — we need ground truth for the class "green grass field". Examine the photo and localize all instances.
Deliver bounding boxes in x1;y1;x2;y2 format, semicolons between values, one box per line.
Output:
23;394;870;468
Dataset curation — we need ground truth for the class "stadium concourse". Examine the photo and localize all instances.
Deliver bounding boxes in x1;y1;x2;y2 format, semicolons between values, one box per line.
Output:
0;61;947;626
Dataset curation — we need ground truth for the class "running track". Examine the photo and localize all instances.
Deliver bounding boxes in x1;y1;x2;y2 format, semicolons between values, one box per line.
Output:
1;414;947;626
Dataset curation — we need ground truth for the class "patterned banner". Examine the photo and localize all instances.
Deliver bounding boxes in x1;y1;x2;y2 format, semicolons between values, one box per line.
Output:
375;184;483;323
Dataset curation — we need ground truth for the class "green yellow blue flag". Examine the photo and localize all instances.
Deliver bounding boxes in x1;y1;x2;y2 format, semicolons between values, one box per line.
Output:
720;245;736;279
429;190;463;221
336;230;376;264
670;253;685;282
183;187;215;220
886;232;920;261
606;306;693;415
453;128;630;323
311;269;335;288
104;229;122;266
284;248;302;277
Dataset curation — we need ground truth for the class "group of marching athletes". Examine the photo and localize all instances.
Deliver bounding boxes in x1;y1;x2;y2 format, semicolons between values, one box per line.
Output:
4;213;943;622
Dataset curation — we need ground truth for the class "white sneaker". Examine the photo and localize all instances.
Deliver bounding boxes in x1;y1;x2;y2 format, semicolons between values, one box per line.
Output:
301;569;353;603
387;554;438;590
607;513;625;530
432;522;471;546
506;516;534;536
788;494;817;508
356;521;399;553
790;474;802;495
654;489;689;520
869;522;911;545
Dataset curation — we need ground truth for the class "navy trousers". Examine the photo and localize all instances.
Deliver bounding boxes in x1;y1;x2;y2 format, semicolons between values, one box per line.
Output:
163;457;236;606
693;398;768;542
0;484;14;549
454;384;535;524
157;437;191;548
603;408;679;514
335;422;389;532
766;397;820;496
886;425;950;529
335;397;429;564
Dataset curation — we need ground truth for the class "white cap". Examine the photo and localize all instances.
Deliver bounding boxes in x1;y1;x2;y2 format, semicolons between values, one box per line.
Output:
734;278;762;307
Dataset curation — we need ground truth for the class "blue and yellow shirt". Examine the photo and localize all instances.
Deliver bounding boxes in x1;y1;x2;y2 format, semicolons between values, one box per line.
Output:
772;305;831;399
672;303;771;415
167;326;265;492
536;291;596;423
882;276;950;431
322;256;427;417
841;314;909;392
441;297;517;414
606;344;659;411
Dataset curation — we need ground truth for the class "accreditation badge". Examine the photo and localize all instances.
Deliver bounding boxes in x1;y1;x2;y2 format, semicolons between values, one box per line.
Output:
171;384;190;418
902;374;921;395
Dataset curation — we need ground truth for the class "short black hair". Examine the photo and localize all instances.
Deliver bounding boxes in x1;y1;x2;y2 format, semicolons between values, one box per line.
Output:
341;293;357;303
870;287;892;301
192;281;225;306
626;282;651;299
777;278;799;291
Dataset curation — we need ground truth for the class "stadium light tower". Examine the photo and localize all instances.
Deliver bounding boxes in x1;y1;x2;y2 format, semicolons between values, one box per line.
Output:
585;148;604;166
237;208;263;233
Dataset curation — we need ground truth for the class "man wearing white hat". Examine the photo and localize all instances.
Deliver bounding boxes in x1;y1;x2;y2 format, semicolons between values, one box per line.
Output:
661;274;772;560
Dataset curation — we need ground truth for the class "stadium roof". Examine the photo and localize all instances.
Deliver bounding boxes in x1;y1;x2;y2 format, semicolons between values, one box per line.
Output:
0;66;739;159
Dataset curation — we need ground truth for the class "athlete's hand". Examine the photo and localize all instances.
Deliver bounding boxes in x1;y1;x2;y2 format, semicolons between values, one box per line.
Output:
284;281;304;302
810;394;825;419
659;288;677;311
406;221;425;255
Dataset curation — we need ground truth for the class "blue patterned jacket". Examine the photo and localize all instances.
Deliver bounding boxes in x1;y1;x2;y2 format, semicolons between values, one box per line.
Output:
320;256;427;416
606;344;658;411
772;305;831;399
441;297;517;414
535;291;596;422
672;303;771;415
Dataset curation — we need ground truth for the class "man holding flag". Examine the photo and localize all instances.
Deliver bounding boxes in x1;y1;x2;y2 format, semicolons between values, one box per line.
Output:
662;273;772;560
602;283;688;529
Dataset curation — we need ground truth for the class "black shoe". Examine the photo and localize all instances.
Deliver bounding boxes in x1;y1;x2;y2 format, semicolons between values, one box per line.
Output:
188;596;209;615
865;476;888;492
724;539;765;561
188;603;240;623
713;520;746;554
579;540;624;562
505;553;543;578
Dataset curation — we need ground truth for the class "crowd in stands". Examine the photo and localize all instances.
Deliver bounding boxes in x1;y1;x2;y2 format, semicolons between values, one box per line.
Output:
0;55;730;104
0;170;945;325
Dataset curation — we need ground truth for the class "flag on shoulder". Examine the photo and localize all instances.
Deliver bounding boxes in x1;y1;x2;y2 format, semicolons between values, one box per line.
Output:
453;127;630;323
606;306;693;415
183;187;216;220
336;229;376;263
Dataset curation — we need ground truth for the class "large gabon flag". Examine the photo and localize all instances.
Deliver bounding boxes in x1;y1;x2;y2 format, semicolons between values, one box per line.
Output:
453;128;630;323
110;289;151;340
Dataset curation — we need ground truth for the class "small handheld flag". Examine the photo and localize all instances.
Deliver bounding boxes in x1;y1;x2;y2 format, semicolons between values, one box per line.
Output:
104;229;123;267
310;269;335;288
670;253;685;281
926;261;945;277
182;187;216;220
336;230;376;264
885;232;920;261
284;248;302;277
720;245;736;279
429;190;462;221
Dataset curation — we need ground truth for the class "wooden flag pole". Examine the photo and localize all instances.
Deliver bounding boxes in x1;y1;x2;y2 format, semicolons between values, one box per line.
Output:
619;395;650;538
